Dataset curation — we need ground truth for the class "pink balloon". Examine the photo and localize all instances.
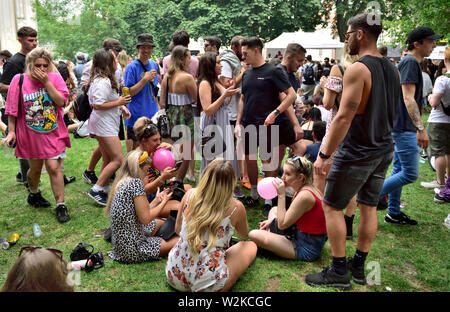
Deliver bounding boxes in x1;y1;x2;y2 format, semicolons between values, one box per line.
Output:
153;148;175;172
257;177;278;200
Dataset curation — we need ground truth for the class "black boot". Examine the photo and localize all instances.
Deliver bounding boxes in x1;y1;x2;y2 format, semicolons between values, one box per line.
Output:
345;214;355;240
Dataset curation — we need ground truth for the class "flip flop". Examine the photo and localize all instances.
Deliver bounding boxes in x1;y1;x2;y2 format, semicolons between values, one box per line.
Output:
240;177;263;190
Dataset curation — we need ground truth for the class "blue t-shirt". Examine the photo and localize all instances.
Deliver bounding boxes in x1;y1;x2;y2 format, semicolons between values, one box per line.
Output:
305;142;321;163
393;54;423;132
124;59;159;127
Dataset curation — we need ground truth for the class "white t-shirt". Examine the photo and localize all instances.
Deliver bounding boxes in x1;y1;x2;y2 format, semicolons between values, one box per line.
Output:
220;60;240;121
422;72;433;97
88;77;121;137
428;75;450;124
317;105;330;122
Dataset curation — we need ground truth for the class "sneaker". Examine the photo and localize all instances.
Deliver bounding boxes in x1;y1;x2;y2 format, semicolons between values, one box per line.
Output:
186;174;196;183
305;267;352;290
16;172;27;183
444;214;450;229
347;258;366;285
434;193;449;204
241;196;259;209
262;203;272;218
377;196;388;210
385;212;418;226
83;170;98;185
420;180;445;189
64;175;76;185
27;191;51;208
233;187;244;198
88;189;108;206
56;204;70;223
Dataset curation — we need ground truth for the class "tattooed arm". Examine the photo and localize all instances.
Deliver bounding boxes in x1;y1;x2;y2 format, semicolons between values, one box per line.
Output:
401;83;429;149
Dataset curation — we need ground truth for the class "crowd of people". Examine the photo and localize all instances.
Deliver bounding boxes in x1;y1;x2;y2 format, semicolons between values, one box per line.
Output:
1;14;449;292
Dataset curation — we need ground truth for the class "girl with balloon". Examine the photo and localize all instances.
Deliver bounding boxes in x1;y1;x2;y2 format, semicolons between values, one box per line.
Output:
133;116;192;218
249;156;327;262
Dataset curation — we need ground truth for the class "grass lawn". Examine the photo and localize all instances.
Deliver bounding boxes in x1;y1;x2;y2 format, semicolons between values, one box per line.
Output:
0;127;449;293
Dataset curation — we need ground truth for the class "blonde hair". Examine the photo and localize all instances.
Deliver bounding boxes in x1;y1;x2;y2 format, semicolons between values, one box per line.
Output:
105;150;151;216
25;47;57;76
185;159;235;255
445;46;450;61
342;53;359;70
285;156;314;186
133;116;159;143
117;50;129;73
167;45;190;79
1;248;73;292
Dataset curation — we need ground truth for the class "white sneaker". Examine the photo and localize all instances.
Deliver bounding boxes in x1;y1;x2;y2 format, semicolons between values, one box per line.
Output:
444;214;450;230
420;180;444;189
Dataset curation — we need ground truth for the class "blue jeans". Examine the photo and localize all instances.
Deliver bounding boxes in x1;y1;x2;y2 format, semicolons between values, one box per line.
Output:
293;229;327;262
379;131;419;215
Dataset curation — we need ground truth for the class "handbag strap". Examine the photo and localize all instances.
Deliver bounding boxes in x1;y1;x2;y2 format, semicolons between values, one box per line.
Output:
165;77;169;106
18;74;24;108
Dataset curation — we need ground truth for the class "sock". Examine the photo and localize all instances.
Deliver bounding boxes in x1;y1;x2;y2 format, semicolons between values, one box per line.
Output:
56;202;65;208
92;184;105;192
30;187;40;194
250;185;258;200
352;250;368;268
331;257;347;275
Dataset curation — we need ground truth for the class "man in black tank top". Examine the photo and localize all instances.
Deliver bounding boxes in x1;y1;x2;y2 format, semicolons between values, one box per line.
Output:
305;14;400;290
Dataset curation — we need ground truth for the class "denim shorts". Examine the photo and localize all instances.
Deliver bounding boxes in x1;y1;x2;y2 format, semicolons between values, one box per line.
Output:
324;152;393;210
293;228;327;262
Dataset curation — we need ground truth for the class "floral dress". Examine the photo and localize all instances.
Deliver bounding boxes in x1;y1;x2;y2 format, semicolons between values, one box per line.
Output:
165;193;238;292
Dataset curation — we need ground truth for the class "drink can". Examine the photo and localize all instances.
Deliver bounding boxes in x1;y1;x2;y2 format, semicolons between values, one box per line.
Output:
68;259;92;271
8;233;20;246
0;237;9;250
122;87;130;96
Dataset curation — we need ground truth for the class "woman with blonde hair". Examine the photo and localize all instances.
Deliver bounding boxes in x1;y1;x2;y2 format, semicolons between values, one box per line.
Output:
160;45;197;182
1;47;71;223
2;246;74;292
117;50;129;81
134;116;191;218
166;158;257;292
314;53;359;239
106;150;178;263
249;156;327;261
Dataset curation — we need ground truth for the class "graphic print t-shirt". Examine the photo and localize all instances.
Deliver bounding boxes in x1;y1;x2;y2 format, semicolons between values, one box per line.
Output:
5;72;71;159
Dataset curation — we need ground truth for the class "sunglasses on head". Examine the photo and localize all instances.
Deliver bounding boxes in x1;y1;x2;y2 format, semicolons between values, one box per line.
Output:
19;246;63;260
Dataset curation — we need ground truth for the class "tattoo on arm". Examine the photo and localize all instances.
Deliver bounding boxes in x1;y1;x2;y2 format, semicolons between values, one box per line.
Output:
347;101;360;112
405;99;421;125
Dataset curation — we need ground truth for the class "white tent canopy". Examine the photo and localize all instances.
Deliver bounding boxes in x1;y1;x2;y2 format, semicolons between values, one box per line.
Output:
428;46;447;60
264;28;345;61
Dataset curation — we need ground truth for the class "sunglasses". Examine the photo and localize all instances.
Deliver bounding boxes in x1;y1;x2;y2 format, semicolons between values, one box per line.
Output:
287;155;305;173
344;29;365;40
19;246;63;260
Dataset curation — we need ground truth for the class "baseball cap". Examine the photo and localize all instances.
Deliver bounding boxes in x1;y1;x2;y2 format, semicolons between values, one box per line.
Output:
406;26;443;44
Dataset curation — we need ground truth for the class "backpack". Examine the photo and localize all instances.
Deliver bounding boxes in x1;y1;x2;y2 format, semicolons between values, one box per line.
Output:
303;63;315;84
440;73;450;116
73;86;92;121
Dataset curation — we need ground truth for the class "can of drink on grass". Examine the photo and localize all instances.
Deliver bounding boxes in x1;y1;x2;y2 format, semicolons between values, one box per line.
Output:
122;87;130;96
0;237;8;250
68;259;92;271
2;233;20;250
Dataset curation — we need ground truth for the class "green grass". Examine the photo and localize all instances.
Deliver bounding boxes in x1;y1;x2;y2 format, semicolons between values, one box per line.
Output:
1;126;449;292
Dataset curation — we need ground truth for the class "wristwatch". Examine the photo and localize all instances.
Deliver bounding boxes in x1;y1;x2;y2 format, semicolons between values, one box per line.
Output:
273;109;280;116
319;151;331;159
416;124;425;131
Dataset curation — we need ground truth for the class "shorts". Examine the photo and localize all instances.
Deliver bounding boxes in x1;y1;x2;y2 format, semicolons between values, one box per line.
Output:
243;119;297;155
324;152;393;210
428;122;450;157
48;151;67;160
293;229;327;262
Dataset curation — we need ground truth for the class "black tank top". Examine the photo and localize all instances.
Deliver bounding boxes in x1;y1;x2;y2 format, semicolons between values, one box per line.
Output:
334;55;400;163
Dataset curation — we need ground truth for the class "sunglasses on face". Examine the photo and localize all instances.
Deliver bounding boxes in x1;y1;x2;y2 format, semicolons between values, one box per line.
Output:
19;246;63;260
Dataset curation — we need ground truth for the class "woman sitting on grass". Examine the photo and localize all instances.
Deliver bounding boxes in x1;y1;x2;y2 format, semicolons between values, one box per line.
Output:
166;158;257;292
249;156;327;262
134;116;192;218
106;150;179;263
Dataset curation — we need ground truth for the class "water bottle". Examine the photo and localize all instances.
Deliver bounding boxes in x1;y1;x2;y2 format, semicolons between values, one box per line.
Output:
33;223;42;237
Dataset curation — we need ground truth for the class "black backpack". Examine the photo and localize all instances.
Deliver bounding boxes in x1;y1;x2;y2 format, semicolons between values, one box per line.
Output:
73;86;92;121
303;63;315;84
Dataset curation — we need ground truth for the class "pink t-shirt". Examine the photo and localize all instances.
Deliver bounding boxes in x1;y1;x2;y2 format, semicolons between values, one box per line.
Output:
5;72;71;159
162;55;199;78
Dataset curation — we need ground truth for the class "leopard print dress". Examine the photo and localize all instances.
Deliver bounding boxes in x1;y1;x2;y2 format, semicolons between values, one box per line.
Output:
108;177;162;263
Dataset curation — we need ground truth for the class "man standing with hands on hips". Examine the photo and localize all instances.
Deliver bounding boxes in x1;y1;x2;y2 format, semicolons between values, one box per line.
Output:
124;34;159;152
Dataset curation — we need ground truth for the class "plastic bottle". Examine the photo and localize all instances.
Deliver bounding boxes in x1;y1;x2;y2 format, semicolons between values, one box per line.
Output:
33;223;42;237
0;238;8;250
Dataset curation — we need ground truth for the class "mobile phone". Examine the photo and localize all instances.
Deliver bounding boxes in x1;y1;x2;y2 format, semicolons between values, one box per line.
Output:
174;161;183;170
